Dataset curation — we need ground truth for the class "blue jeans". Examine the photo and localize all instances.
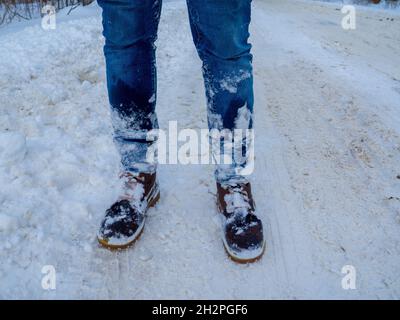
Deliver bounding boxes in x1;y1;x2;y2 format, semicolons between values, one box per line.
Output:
98;0;254;184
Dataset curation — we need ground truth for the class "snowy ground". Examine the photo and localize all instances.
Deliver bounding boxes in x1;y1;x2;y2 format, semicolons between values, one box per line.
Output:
0;0;400;299
315;0;400;10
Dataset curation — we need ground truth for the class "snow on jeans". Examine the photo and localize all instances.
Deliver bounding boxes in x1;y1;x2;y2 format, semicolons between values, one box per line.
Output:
98;0;254;184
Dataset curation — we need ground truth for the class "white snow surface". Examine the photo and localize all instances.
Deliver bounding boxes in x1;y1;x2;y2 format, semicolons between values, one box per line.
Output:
0;0;400;299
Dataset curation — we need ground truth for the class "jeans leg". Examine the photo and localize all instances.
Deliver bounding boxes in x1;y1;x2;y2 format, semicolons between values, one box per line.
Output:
98;0;162;174
186;0;254;185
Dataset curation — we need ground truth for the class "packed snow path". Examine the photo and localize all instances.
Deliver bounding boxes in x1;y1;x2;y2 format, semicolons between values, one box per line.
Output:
0;0;399;299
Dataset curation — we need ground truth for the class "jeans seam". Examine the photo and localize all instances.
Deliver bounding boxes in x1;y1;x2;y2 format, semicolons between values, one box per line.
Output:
150;0;162;128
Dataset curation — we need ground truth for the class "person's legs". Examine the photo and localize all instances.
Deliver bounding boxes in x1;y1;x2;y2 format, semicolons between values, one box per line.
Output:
98;0;162;174
186;0;254;185
187;0;264;263
97;0;162;249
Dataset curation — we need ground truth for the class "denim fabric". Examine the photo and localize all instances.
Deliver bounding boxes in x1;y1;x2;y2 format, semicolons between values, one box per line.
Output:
98;0;254;184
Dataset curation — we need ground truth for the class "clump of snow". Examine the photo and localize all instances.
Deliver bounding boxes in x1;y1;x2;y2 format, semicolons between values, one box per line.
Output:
121;177;145;211
234;103;252;130
208;112;223;129
224;192;250;215
219;71;251;94
148;94;156;103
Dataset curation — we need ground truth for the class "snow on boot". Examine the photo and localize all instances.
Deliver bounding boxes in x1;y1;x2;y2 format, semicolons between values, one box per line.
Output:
97;172;160;249
216;182;265;263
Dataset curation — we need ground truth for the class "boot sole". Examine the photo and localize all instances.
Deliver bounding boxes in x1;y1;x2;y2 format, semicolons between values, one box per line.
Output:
97;191;160;250
222;238;266;264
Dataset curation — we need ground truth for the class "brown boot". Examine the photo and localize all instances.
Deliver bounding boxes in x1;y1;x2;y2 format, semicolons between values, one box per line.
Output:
217;182;265;263
97;172;160;249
